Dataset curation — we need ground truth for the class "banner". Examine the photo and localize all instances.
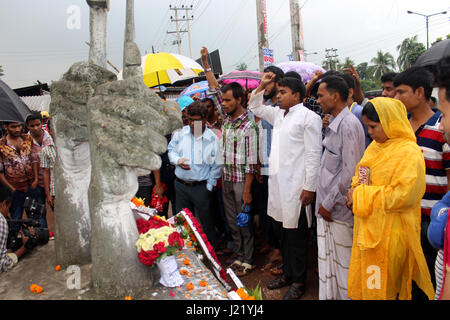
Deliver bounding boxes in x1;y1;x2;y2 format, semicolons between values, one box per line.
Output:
263;47;274;67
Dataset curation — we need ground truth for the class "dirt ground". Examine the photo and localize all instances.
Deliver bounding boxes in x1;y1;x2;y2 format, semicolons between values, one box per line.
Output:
216;229;319;300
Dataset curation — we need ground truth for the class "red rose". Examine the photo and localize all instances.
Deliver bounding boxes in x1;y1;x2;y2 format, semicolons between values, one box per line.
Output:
136;219;150;234
138;249;159;266
153;241;167;253
168;232;182;247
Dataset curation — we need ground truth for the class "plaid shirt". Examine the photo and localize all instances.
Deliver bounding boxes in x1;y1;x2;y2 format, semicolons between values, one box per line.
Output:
210;88;259;182
31;130;54;188
39;143;57;197
0;214;13;272
304;97;325;119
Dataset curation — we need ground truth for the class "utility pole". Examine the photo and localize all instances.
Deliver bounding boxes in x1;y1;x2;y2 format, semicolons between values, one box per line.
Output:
289;0;305;61
256;0;269;72
167;5;194;56
325;48;338;70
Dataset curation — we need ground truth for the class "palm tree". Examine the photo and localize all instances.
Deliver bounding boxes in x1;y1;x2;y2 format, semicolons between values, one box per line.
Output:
236;62;248;71
356;62;371;81
396;35;426;71
370;50;396;80
338;57;355;71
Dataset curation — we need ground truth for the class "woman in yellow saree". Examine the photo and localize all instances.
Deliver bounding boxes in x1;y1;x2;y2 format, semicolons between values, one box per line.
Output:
346;97;435;300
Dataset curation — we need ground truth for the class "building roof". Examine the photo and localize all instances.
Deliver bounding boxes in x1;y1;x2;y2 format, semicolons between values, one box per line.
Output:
20;94;51;112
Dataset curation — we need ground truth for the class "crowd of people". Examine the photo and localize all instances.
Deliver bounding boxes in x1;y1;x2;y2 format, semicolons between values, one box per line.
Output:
0;111;55;271
145;47;450;301
1;47;449;302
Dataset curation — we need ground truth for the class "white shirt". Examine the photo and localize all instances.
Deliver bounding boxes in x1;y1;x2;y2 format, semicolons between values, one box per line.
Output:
248;91;323;229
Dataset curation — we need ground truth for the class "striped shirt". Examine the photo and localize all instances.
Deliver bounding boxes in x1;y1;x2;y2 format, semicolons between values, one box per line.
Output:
210;88;258;182
39;143;56;197
415;111;450;216
435;249;444;300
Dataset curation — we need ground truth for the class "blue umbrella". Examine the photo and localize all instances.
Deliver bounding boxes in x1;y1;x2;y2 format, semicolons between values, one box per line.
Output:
179;80;210;100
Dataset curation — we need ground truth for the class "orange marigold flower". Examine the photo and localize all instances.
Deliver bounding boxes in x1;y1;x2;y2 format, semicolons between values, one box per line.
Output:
183;258;190;265
55;265;61;271
30;284;43;294
236;288;249;300
132;197;145;207
199;280;207;287
180;269;189;275
186;283;194;291
124;296;132;300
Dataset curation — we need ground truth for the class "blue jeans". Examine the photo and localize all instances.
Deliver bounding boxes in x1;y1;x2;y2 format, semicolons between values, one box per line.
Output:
10;186;47;228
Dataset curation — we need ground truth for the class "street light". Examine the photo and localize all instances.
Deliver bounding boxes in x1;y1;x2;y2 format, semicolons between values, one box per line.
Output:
407;10;448;49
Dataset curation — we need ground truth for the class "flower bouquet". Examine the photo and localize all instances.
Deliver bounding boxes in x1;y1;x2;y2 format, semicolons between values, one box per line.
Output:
150;183;168;213
135;216;185;287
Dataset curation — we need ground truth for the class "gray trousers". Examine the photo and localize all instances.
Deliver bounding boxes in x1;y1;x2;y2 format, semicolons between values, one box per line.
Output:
222;180;254;264
175;180;216;249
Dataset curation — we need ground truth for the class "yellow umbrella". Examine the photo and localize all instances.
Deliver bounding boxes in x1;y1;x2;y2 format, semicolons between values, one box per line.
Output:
118;52;204;88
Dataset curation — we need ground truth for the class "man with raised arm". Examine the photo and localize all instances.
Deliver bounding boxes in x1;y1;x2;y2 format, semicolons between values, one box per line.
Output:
248;73;322;299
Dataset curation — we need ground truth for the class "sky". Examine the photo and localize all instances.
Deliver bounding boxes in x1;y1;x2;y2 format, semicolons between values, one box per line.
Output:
0;0;449;89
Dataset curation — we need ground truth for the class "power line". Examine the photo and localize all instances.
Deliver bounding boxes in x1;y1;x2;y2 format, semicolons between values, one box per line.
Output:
191;0;212;26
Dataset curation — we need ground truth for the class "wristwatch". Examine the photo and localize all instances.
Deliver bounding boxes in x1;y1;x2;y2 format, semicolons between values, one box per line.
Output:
205;68;212;72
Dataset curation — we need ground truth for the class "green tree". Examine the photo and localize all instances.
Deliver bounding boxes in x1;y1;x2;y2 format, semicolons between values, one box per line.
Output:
0;65;3;77
236;62;248;71
396;35;426;71
370;50;396;80
360;79;379;93
432;34;450;46
355;62;372;81
337;57;355;71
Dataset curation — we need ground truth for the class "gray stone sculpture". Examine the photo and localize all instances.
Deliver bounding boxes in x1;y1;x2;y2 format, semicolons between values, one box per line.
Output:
49;0;113;267
50;63;117;267
87;0;182;297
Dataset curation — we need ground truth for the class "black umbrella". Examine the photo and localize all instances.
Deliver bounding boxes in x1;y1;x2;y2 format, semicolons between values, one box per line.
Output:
414;39;450;67
0;79;32;123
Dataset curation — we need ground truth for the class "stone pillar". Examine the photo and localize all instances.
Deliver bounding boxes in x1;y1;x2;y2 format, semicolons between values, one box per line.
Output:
87;0;110;68
50;62;117;267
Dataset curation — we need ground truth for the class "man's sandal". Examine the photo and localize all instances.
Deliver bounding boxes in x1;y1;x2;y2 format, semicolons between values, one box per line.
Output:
267;276;291;290
270;263;283;276
234;263;255;277
282;283;306;300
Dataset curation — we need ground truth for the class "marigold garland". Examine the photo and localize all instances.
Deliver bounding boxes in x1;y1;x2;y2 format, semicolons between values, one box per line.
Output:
176;208;228;284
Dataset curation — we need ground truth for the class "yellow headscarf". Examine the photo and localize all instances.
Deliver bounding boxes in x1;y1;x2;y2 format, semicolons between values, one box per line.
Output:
370;97;416;142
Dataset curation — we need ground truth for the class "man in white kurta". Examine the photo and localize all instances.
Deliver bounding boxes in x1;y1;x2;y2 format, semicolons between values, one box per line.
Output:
248;74;322;300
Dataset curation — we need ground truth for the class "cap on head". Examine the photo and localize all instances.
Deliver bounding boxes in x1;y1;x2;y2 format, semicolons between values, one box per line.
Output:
41;111;50;119
176;96;195;111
